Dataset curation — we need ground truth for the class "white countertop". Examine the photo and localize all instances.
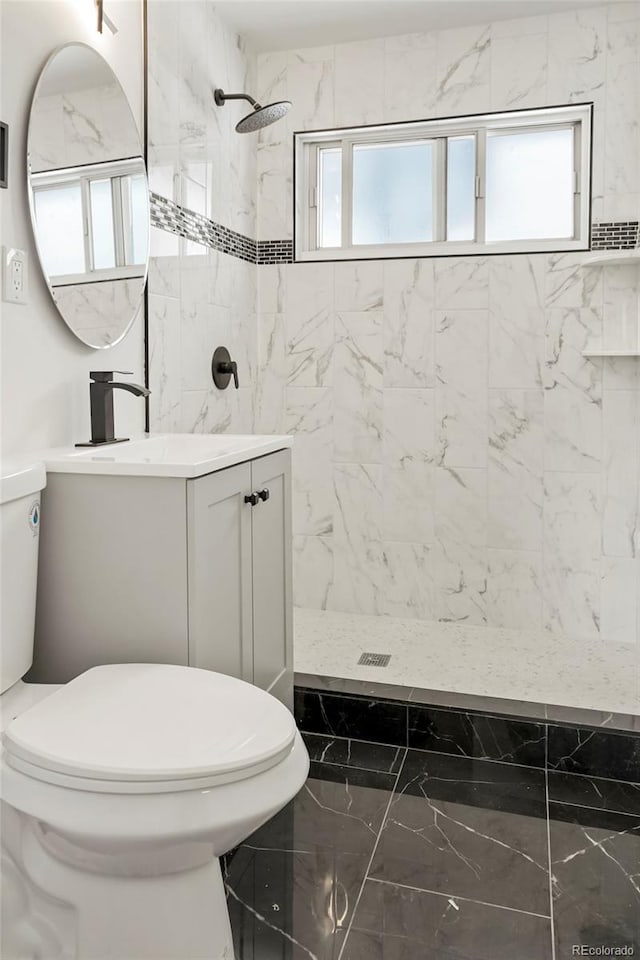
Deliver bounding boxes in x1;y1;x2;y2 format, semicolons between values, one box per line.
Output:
40;433;292;479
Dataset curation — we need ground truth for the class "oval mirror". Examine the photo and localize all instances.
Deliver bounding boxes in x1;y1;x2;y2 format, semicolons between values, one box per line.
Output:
27;43;149;349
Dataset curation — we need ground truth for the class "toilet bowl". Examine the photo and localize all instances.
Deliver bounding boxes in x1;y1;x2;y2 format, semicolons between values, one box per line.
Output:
0;461;309;960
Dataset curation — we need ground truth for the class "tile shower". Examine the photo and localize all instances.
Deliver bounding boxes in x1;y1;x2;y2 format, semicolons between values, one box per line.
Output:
147;2;640;709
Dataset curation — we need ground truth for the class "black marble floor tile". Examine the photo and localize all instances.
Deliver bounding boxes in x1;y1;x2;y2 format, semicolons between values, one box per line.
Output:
342;879;552;960
369;750;549;915
549;802;640;957
295;688;408;745
408;704;546;767
302;732;405;774
548;725;640;782
548;771;640;817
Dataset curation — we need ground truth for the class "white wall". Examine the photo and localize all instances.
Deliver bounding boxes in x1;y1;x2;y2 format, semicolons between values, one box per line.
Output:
0;0;145;457
254;4;640;645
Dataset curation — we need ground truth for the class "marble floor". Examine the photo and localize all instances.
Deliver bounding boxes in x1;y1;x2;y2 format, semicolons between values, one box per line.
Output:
225;731;640;960
294;607;640;722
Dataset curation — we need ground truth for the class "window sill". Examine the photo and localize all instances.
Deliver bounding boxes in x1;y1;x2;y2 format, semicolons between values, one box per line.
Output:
295;238;589;263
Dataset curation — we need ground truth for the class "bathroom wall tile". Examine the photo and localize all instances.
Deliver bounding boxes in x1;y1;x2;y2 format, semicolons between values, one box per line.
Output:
490;14;549;38
544;308;603;473
148;295;182;432
384;33;437;121
435;310;489;469
547;7;607;103
285;387;333;537
334;39;387;126
383;542;434;621
488;389;543;551
287;51;335;131
543;472;602;639
603;264;640;354
433;466;488;624
490;32;547;110
330;463;385;615
435;257;489;310
489;255;545;389
602;389;640;558
285;263;334;386
383;259;435;389
334;262;384;312
293;536;334;610
258;264;286;315
257;140;293;240
486;548;543;631
382;388;435;543
604;22;640;205
253;312;286;433
600;557;638;646
545;253;603;311
434;24;492;116
334;312;383;463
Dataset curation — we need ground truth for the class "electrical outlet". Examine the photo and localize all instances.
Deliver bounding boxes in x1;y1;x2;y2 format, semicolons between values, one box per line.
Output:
3;246;28;304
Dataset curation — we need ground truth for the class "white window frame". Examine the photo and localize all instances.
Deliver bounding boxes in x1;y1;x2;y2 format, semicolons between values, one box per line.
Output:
31;157;147;286
294;103;592;262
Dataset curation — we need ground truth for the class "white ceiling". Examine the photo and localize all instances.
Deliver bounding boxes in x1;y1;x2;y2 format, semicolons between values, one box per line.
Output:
214;0;612;53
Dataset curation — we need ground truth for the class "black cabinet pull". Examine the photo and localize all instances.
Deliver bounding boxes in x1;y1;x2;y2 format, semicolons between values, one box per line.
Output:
244;492;259;506
257;488;270;502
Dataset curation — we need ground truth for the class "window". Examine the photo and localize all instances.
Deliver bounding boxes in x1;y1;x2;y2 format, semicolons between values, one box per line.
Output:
294;104;591;261
31;157;148;286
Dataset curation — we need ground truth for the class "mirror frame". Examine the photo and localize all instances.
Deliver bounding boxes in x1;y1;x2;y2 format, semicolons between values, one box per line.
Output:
26;41;150;350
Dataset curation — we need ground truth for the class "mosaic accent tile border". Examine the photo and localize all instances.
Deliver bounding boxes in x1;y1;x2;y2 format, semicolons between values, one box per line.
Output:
151;194;639;264
591;220;640;250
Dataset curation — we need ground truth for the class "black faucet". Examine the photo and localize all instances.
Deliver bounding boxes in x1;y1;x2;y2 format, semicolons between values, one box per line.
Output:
76;371;151;447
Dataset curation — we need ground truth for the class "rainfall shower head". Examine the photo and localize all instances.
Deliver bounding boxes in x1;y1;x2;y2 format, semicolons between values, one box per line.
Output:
214;88;291;133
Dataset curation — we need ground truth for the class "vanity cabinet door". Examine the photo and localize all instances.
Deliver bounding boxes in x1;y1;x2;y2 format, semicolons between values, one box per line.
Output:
250;450;292;706
187;461;253;682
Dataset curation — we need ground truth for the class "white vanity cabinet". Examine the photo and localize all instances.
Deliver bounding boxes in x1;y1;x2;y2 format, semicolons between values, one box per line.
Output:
31;447;293;708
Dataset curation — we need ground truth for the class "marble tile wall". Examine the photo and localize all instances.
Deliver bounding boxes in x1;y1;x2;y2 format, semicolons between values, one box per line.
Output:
255;4;640;645
146;0;257;434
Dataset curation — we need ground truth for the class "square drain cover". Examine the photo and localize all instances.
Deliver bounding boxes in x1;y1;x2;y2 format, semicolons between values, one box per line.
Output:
358;652;391;667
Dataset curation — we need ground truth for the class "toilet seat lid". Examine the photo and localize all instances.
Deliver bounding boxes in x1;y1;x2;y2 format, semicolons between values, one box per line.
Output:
2;664;296;784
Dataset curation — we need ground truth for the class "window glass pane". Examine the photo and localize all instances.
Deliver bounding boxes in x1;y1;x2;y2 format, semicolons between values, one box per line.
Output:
122;173;148;266
352;141;433;245
90;178;116;270
33;183;85;277
486;127;574;241
447;135;475;241
318;147;341;248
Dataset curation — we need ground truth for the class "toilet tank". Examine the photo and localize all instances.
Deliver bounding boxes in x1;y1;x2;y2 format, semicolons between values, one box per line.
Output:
0;461;46;694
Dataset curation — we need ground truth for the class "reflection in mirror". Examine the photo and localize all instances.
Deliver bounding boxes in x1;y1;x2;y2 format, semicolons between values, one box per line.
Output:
28;43;149;349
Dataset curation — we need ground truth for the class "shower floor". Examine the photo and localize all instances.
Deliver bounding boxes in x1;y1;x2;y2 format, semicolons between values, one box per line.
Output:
294;607;640;731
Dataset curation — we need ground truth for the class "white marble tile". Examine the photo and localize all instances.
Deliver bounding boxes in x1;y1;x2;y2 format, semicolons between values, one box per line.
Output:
334;311;383;463
257;140;293;240
285;387;333;537
287;53;335;132
543;472;602;640
334;39;387;126
433;466;488;625
602;389;640;558
258;265;286;315
545;253;603;310
384;33;437;121
547;7;607;103
334;262;384;312
285;263;334;386
488;389;543;551
435;24;491;115
253;313;286;434
330;463;385;615
148;294;182;432
435;257;489;310
435;310;489;468
382;389;435;544
383;259;435;388
293;536;333;611
491;14;549;38
604;23;640;203
490;32;547;110
601;557;638;646
544;308;603;473
603;264;640;353
487;549;543;631
489;256;545;389
384;542;434;620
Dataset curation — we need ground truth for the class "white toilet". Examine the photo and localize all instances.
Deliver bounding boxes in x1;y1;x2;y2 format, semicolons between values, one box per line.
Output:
0;460;309;960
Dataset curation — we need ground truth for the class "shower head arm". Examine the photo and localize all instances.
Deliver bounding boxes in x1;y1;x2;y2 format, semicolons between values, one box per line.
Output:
214;89;260;109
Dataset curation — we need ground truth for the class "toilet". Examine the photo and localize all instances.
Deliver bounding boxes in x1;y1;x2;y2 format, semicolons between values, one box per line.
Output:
0;460;309;960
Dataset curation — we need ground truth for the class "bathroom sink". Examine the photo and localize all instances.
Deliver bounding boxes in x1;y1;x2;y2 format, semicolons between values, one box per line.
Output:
43;433;292;479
